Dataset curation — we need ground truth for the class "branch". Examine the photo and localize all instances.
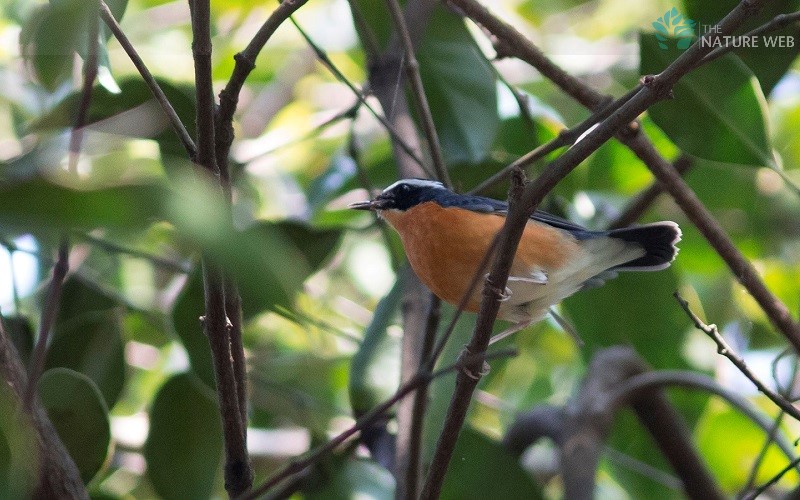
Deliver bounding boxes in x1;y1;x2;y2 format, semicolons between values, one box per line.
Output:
216;0;309;180
450;0;800;350
68;7;100;173
242;348;517;500
421;2;774;496
385;0;450;186
99;0;196;159
25;238;69;408
674;292;800;421
189;0;251;495
700;10;800;66
0;315;88;499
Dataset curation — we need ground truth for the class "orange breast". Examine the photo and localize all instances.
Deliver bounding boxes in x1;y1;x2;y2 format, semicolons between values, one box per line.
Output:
380;202;579;311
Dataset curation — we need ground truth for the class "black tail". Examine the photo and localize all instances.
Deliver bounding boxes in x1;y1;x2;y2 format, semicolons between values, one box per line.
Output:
608;222;681;271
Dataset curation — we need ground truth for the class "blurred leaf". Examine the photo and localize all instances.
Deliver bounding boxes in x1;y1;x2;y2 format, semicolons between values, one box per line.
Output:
305;457;394;499
349;2;497;164
39;367;110;484
46;308;126;408
58;277;119;323
171;269;216;389
440;427;542;500
0;179;168;231
563;268;688;369
2;315;34;366
250;353;349;432
0;382;39;498
144;373;222;500
417;6;498;165
696;400;798;492
683;0;800;95
641;33;774;168
30;77;196;160
21;0;99;91
349;279;401;416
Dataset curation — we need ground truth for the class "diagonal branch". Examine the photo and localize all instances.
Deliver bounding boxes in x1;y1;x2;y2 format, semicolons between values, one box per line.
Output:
99;0;197;159
421;1;776;496
674;292;800;421
449;0;800;351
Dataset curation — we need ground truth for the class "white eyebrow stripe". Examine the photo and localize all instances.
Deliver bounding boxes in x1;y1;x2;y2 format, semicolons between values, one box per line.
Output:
382;179;446;192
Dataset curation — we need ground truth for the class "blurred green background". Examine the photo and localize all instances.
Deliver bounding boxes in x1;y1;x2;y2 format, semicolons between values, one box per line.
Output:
1;0;799;497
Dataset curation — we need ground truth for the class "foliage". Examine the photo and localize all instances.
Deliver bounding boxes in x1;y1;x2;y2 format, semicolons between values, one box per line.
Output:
0;0;799;498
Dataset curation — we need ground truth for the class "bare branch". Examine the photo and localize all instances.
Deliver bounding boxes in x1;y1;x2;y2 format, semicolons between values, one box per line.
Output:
99;0;197;159
25;238;69;408
68;7;100;173
190;0;251;495
385;0;450;186
674;292;800;421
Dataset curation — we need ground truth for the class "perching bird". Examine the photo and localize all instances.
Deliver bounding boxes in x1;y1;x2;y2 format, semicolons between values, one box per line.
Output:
349;179;681;342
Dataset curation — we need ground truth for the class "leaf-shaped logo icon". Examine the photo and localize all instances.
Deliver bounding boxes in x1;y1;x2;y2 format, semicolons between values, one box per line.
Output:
651;8;697;50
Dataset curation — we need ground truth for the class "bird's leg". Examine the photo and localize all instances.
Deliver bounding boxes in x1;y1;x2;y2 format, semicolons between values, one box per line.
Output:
548;307;584;348
489;319;533;345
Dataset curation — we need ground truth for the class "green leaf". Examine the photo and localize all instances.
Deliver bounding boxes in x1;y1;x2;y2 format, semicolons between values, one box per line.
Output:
0;382;39;498
696;400;799;492
349;2;498;165
304;458;395;499
144;373;222;500
20;0;98;91
249;353;349;433
440;427;542;499
563;268;688;369
171;269;216;389
2;316;34;366
349;279;401;416
417;7;498;165
640;32;774;168
0;179;169;231
39;367;110;484
46;307;126;409
683;0;800;95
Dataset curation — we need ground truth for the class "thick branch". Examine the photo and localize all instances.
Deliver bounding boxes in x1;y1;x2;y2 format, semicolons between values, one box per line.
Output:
190;0;251;495
0;316;88;499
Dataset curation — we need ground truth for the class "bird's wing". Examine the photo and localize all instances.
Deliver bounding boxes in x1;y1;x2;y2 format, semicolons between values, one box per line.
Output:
438;192;594;236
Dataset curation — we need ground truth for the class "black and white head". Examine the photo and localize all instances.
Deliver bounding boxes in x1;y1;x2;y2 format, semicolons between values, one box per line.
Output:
349;179;448;212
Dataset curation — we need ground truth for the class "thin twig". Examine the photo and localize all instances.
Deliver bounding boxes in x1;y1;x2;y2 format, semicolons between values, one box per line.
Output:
674;292;800;421
75;232;191;273
740;411;785;497
289;18;430;176
216;0;310;179
190;0;251;495
744;455;800;500
242;348;517;500
68;7;100;173
700;10;800;66
99;0;196;159
25;238;69;408
421;2;775;495
385;0;450;186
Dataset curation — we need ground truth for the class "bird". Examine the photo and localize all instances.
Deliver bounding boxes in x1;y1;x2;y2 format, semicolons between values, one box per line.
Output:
349;178;681;343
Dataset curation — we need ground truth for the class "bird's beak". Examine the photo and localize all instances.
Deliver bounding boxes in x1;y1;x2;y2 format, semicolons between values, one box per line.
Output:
348;199;384;211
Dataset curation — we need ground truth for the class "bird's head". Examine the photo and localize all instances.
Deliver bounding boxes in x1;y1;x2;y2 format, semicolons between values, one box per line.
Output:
348;178;447;212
